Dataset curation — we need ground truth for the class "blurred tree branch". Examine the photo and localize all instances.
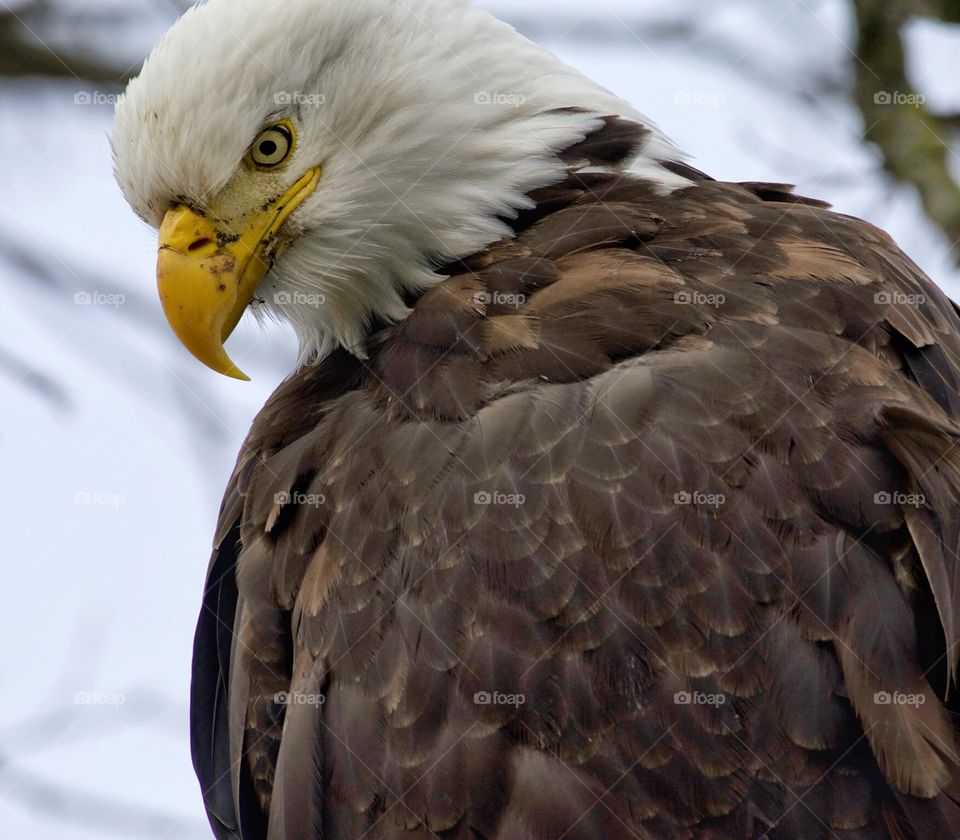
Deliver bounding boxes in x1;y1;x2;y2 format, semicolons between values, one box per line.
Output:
0;1;136;82
853;0;960;260
916;0;960;24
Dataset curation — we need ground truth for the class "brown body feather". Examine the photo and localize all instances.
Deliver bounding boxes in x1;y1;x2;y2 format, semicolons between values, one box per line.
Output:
191;118;960;839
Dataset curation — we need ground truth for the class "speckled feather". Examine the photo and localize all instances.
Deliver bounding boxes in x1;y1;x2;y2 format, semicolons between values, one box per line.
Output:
192;118;960;840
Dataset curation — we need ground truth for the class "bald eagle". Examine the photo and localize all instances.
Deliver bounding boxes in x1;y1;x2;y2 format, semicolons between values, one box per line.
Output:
112;1;960;838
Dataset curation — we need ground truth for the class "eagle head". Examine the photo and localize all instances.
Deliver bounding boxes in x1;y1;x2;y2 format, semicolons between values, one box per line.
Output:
112;0;682;377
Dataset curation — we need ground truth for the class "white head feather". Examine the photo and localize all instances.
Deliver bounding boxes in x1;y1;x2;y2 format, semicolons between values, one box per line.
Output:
112;0;688;362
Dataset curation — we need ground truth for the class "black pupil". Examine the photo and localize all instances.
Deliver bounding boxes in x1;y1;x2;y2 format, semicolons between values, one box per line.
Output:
259;139;279;157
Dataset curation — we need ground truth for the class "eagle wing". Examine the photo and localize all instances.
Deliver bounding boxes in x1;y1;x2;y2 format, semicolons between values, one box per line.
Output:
192;147;960;839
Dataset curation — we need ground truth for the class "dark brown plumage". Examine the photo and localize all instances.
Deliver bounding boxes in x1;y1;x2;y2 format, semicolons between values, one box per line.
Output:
191;116;960;839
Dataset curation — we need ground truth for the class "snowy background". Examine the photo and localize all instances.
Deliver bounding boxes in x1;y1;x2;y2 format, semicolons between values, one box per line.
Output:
2;0;960;837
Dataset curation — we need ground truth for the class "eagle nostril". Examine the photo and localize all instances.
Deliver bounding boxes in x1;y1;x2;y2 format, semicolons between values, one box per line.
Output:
187;237;215;254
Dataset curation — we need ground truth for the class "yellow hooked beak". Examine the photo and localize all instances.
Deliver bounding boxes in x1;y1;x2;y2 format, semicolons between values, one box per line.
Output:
156;167;321;380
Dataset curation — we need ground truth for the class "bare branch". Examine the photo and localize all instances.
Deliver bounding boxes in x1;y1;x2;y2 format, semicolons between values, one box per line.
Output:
852;0;960;262
0;1;133;83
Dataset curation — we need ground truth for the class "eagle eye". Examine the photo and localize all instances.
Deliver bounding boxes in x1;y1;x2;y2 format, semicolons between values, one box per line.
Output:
249;121;295;169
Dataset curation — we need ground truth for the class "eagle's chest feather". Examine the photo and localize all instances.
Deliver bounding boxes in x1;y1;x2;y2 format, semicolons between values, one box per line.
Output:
198;171;960;838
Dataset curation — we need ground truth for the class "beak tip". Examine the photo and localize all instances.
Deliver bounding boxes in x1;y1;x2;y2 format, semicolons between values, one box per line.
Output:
208;354;251;381
225;367;252;382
